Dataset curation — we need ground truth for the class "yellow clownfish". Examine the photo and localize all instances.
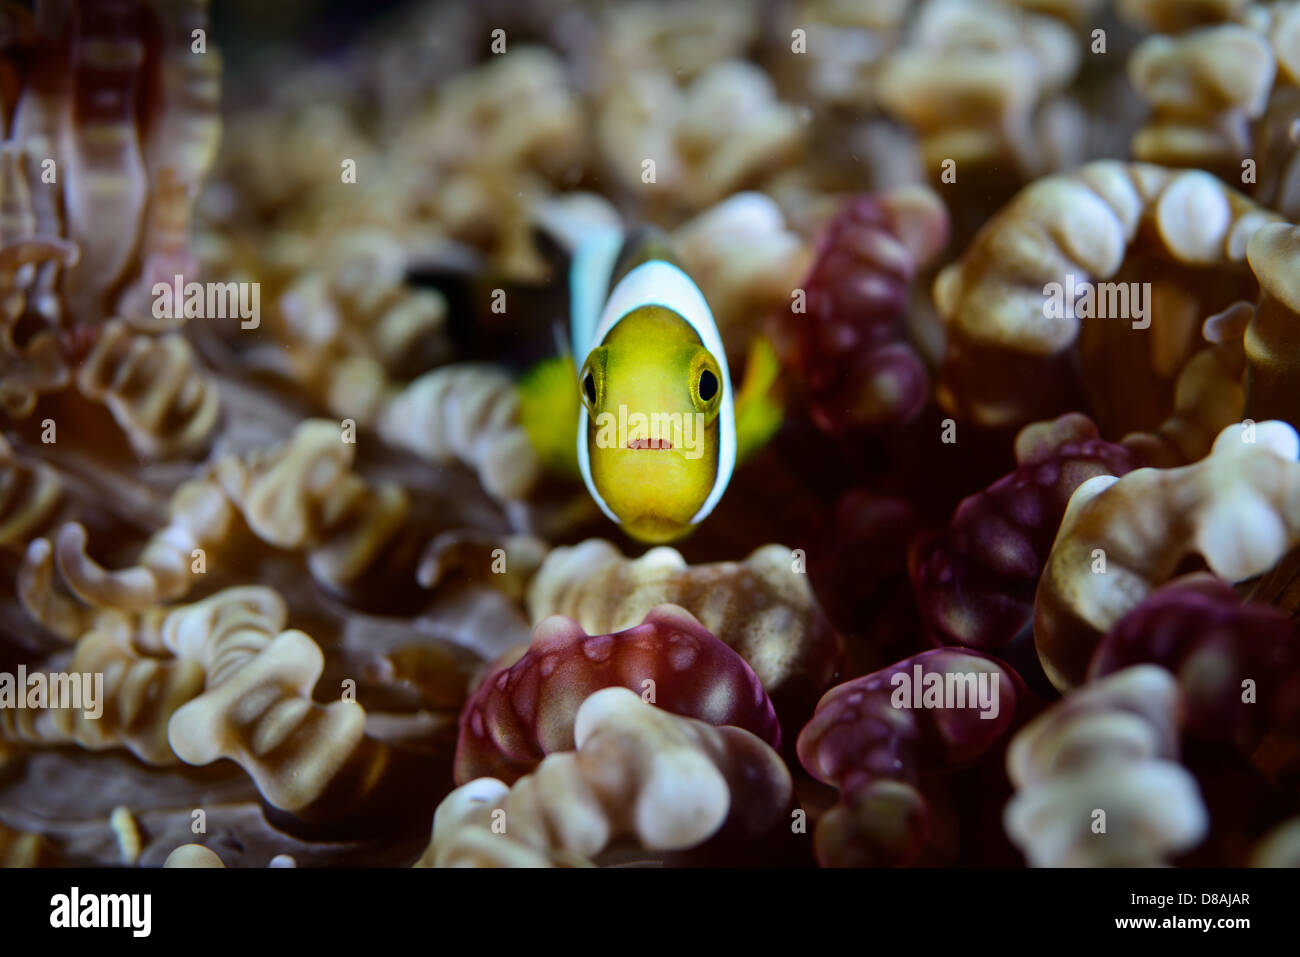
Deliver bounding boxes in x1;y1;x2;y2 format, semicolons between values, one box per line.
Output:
569;228;737;544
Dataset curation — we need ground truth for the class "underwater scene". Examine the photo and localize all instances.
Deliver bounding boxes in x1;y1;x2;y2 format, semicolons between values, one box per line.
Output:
0;0;1299;873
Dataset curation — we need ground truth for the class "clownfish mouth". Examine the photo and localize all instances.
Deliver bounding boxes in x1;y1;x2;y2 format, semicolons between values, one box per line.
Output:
627;437;673;450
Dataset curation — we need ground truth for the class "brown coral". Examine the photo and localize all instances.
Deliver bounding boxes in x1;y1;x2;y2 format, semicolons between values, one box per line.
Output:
1241;223;1300;429
30;418;415;615
1034;419;1300;690
0;0;223;451
1128;25;1275;177
0;434;64;551
0;145;77;417
418;687;792;867
596;60;804;211
0;625;204;765
670;191;812;355
376;365;541;505
773;0;909;109
526;539;842;708
876;0;1083;180
1119;301;1250;466
933;160;1278;428
75;317;221;459
162;586;403;819
1004;665;1208;866
263;229;451;422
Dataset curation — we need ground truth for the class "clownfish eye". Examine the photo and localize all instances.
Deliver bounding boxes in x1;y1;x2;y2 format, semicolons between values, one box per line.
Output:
578;348;606;416
688;350;723;418
698;369;718;402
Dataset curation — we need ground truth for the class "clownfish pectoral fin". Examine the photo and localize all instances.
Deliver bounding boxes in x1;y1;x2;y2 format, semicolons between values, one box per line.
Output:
733;334;784;466
518;354;581;477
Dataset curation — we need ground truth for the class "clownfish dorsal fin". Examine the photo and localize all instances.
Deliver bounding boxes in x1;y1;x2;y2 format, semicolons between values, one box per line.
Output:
569;226;682;359
569;227;622;362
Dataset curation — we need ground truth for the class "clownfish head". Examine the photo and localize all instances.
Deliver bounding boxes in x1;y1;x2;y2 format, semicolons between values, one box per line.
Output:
579;305;725;542
575;259;735;544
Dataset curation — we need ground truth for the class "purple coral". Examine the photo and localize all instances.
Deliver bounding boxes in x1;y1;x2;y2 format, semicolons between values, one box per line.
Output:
910;413;1137;651
1090;574;1300;746
796;648;1022;866
454;604;781;785
776;189;947;434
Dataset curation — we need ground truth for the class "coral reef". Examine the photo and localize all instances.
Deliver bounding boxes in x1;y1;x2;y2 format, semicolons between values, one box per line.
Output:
2;0;1299;874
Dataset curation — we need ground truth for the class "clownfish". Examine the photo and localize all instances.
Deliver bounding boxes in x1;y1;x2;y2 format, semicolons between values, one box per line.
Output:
513;195;783;545
568;228;737;544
